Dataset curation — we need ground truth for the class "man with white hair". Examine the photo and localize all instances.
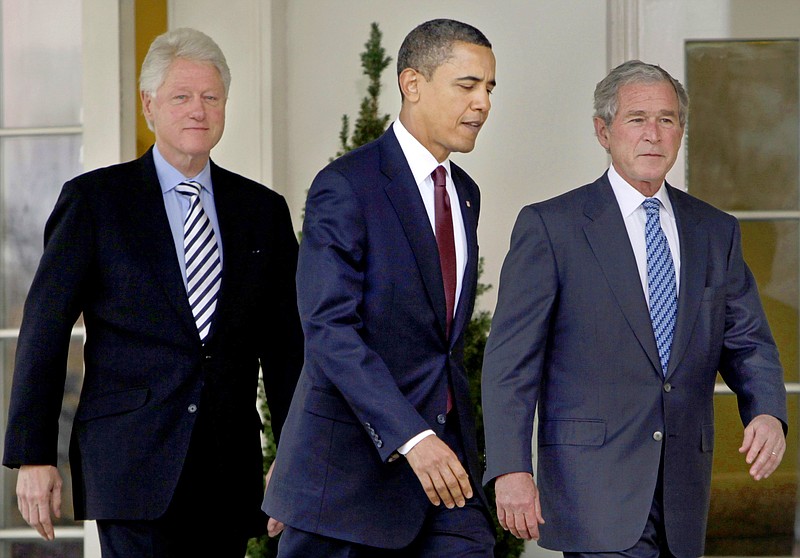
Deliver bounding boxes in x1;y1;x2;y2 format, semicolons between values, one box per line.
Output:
4;28;303;557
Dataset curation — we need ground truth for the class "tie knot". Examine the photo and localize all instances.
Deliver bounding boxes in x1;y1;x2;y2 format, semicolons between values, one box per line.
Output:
176;181;202;198
432;166;447;189
643;197;660;215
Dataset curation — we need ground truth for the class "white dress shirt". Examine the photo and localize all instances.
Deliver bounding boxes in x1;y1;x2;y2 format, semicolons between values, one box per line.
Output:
607;163;681;303
391;119;469;455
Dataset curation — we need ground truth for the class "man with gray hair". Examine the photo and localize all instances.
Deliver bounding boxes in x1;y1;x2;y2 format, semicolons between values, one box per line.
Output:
3;28;302;557
481;60;787;557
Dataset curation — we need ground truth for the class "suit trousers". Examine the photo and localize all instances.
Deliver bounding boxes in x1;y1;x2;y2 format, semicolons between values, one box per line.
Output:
277;414;495;558
96;409;254;558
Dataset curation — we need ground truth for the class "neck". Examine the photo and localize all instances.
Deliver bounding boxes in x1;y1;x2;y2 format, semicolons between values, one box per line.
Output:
398;110;448;163
631;181;663;198
157;145;209;178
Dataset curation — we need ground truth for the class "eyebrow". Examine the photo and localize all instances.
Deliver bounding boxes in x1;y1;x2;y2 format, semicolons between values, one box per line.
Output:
456;75;497;87
625;109;677;117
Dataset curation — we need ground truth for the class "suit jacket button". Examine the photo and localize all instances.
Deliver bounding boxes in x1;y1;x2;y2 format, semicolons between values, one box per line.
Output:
375;440;383;448
437;414;446;424
188;404;198;413
663;383;672;392
653;431;663;441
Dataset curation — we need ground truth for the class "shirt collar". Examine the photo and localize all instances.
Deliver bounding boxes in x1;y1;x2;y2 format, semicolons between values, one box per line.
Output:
392;119;452;185
607;163;674;219
153;144;214;195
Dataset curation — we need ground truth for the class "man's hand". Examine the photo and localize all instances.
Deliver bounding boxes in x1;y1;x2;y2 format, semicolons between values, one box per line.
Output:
404;435;472;508
17;465;63;540
494;471;545;540
264;461;285;537
739;414;785;481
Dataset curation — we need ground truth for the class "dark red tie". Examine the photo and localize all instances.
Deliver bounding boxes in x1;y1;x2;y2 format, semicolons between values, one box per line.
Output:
433;166;456;336
433;165;455;413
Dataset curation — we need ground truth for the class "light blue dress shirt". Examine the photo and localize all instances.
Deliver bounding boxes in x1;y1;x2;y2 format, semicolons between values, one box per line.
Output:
152;145;223;289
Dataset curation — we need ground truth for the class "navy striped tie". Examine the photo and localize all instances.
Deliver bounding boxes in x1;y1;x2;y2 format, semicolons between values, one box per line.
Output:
176;181;221;342
643;198;677;376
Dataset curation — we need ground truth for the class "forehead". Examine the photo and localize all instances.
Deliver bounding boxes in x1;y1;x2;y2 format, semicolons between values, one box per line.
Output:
616;81;679;113
433;41;495;79
161;58;223;89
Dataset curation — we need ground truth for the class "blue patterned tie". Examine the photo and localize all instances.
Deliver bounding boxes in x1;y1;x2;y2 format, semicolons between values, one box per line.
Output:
643;198;677;376
176;181;221;342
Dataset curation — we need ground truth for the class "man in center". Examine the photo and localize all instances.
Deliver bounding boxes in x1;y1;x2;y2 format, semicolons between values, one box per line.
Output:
264;18;497;557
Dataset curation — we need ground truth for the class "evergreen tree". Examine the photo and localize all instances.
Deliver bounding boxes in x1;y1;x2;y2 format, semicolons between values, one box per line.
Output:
334;22;392;157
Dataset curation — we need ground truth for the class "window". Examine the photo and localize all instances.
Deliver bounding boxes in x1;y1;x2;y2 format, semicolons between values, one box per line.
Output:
0;0;84;556
687;38;800;554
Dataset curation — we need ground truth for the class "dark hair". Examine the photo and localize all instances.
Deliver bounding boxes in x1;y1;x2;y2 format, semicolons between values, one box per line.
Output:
593;60;689;127
397;19;491;81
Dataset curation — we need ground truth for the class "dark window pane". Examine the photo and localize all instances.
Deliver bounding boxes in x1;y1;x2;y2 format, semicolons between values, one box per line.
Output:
740;220;799;384
2;337;84;529
686;40;799;211
1;135;82;329
5;540;82;557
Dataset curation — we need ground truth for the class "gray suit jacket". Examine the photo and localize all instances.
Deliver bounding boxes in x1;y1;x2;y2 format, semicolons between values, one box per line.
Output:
481;173;787;557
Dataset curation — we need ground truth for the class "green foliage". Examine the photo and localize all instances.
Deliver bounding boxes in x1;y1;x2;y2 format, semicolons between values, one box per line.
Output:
247;381;280;558
333;22;393;158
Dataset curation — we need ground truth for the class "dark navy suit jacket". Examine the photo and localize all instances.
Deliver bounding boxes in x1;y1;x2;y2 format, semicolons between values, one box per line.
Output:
482;173;788;557
263;128;487;548
3;149;303;533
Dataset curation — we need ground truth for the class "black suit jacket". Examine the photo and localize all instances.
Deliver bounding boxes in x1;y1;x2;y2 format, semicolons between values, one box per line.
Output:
264;128;487;548
482;173;788;556
3;149;303;528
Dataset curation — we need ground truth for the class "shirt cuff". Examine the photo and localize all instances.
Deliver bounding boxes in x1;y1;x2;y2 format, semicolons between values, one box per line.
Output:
397;430;436;455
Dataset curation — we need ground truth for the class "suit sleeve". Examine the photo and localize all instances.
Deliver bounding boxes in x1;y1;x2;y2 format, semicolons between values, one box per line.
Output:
3;180;91;467
259;196;304;445
717;218;788;432
297;168;431;462
481;205;558;484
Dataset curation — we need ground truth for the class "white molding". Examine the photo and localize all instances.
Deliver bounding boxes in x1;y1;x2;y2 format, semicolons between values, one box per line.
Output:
607;0;640;69
82;0;132;171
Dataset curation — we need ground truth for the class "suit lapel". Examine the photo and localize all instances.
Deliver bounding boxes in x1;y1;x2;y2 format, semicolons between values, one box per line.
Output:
124;150;199;339
665;187;707;377
450;167;478;345
205;162;243;343
380;130;450;339
583;176;662;374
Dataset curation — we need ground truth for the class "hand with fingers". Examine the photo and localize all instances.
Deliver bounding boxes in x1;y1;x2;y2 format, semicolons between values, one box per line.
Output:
404;435;473;508
494;471;545;540
16;465;63;541
739;414;786;481
264;460;286;537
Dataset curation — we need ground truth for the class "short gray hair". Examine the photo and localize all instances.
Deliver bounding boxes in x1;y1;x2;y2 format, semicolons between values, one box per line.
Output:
593;60;688;127
397;19;491;82
139;28;231;97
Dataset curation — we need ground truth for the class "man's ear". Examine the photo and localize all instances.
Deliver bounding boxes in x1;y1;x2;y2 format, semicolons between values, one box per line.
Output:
398;68;421;103
593;116;611;151
141;90;153;120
